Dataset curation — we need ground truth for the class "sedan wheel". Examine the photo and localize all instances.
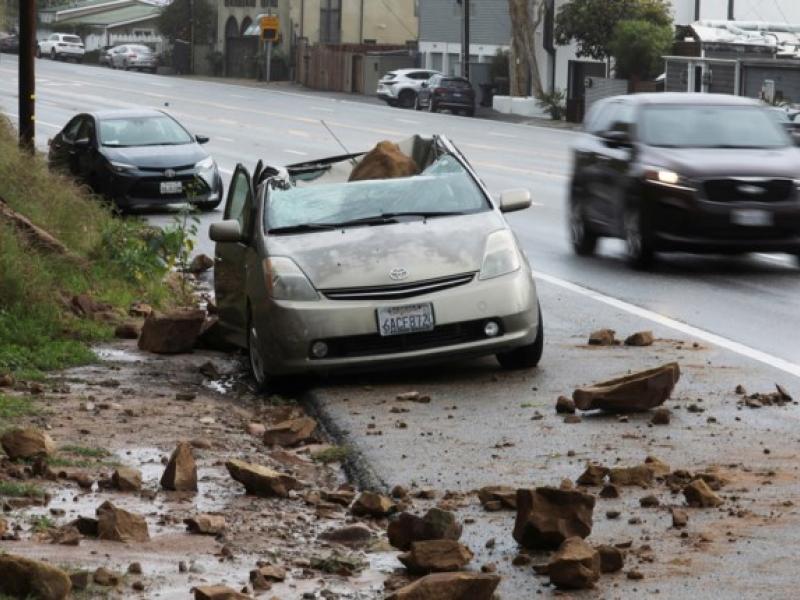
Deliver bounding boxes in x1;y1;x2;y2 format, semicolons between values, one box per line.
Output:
497;305;544;370
248;319;269;392
624;205;655;269
569;196;598;256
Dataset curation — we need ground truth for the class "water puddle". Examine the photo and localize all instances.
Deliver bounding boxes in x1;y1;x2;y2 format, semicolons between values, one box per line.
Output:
93;346;145;363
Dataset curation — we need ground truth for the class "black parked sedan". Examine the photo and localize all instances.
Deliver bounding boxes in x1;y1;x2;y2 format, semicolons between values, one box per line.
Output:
48;109;223;212
415;75;475;117
568;93;800;268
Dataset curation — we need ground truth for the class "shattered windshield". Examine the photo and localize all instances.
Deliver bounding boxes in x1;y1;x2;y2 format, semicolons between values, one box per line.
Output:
265;155;490;232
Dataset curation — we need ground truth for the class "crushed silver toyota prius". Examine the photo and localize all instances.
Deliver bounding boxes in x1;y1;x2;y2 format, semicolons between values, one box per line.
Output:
209;135;542;388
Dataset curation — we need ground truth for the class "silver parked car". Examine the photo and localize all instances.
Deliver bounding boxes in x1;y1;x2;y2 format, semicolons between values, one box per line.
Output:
377;68;441;108
209;135;543;389
109;44;157;72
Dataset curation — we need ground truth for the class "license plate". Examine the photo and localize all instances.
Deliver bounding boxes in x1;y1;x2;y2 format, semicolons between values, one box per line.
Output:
453;93;462;97
731;209;772;226
377;303;434;337
160;181;183;195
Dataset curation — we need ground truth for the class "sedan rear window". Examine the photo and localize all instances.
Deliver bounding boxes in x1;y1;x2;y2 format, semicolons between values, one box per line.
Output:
63;35;81;44
442;79;472;89
99;115;193;147
266;155;489;231
640;105;790;149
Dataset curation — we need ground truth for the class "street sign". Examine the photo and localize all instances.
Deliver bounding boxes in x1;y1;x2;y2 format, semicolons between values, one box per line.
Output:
260;15;280;42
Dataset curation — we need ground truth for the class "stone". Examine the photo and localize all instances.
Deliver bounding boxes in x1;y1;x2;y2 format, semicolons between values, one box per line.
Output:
246;423;266;437
606;510;620;519
0;553;72;600
349;141;419;182
597;545;625;573
512;554;531;566
137;309;206;354
639;495;660;508
254;564;285;581
70;571;89;591
226;458;301;497
350;491;396;517
599;484;620;498
96;500;150;543
185;514;227;535
683;479;723;508
625;331;654;346
644;456;671;477
573;363;681;412
112;466;142;492
564;414;582;424
391;485;409;498
322;489;356;506
176;392;196;401
1;427;56;460
651;408;671;425
189;253;214;273
93;567;120;586
114;322;141;339
263;417;317;447
671;508;689;528
576;464;609;487
128;562;143;574
50;525;81;546
194;585;251;600
132;581;145;591
547;537;601;590
609;465;654;488
513;487;595;550
387;572;500;600
160;442;198;492
70;294;112;317
399;540;474;574
627;570;645;580
71;516;99;537
555;395;576;414
319;523;374;548
588;328;616;346
388;508;463;551
477;485;517;509
0;372;14;387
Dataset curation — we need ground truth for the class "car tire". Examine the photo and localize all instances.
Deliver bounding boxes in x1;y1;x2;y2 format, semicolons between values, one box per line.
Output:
50;48;56;60
195;199;221;212
36;46;41;58
428;100;438;113
414;96;423;111
248;311;270;393
465;108;475;117
624;203;656;269
387;99;398;107
496;305;544;370
398;89;416;109
569;192;598;256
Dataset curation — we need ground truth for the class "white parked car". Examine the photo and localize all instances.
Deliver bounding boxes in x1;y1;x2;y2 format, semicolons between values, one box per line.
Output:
37;33;85;62
377;68;441;108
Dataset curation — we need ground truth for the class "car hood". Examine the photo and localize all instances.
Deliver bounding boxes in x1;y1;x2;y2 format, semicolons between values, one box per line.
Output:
100;144;206;169
266;212;506;290
646;146;800;179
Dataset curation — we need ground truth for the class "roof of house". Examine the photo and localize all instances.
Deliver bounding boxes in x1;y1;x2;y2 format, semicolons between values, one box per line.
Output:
691;20;800;57
41;0;133;15
57;2;162;27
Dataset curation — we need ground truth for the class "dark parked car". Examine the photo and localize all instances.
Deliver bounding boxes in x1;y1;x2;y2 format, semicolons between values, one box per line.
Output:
415;75;476;117
48;109;223;212
0;33;18;54
568;93;800;268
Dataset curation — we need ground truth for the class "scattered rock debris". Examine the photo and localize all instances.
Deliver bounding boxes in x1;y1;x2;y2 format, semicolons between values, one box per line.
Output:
573;363;681;412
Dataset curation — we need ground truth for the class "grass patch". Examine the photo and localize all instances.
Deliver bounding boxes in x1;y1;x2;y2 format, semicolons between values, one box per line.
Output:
311;445;350;464
29;515;56;533
0;393;36;419
59;445;110;458
0;481;46;499
0;116;185;378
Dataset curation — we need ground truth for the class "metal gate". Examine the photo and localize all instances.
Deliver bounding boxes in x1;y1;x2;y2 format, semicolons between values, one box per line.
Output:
225;36;259;79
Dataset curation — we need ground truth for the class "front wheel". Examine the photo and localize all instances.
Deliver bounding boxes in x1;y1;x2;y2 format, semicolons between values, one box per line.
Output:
496;305;544;370
624;204;655;269
195;199;221;212
398;90;416;109
50;48;56;60
248;314;269;392
569;195;598;256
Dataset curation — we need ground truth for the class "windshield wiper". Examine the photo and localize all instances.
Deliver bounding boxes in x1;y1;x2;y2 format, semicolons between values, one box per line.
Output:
268;223;340;234
269;212;467;234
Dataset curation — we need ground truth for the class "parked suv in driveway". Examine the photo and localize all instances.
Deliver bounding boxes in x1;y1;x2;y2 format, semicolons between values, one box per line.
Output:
37;33;84;62
415;75;476;117
377;68;440;108
568;93;800;268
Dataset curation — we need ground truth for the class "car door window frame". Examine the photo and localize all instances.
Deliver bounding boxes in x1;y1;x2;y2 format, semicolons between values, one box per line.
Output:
224;165;254;242
62;116;83;143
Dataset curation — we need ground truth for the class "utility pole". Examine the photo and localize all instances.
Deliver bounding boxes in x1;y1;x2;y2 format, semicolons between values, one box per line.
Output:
19;0;36;151
728;0;734;20
694;0;701;21
461;0;470;80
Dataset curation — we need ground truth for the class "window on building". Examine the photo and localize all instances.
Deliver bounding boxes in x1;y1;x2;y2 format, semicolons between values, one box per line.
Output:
320;0;341;44
260;0;278;6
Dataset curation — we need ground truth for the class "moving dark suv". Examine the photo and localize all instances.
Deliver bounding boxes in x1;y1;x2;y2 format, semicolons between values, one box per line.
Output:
568;93;800;268
415;75;476;117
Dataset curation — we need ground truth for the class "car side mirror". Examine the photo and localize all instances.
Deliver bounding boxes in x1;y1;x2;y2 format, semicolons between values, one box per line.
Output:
601;130;632;148
196;134;210;144
209;220;242;243
499;188;532;213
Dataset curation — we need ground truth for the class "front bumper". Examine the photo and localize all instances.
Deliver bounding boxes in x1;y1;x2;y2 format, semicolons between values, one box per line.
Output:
252;268;540;375
646;182;800;253
109;169;223;209
56;47;84;57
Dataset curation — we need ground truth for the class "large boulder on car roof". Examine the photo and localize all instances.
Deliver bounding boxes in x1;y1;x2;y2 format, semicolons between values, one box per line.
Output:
348;141;419;182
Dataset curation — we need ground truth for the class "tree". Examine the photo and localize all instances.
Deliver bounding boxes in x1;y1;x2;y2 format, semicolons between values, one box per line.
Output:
157;0;217;43
555;0;671;61
609;20;673;81
507;0;546;97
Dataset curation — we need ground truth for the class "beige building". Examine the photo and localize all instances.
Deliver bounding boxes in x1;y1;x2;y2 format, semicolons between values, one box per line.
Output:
291;0;418;46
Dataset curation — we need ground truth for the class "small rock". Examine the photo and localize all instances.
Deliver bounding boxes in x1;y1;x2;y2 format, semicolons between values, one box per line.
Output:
319;524;374;548
512;554;531;566
599;484;620;499
671;508;689;528
1;427;56;460
624;331;654;347
50;526;80;546
396;391;431;403
555;396;576;414
513;487;595;550
627;569;644;580
175;392;196;402
683;479;723;508
735;384;747;395
609;465;654;488
564;415;582;424
194;585;251;600
651;408;671;425
477;485;517;510
547;537;600;590
573;363;680;412
132;581;145;591
606;510;620;519
138;309;206;354
96;500;150;543
576;464;609;487
226;459;301;497
0;373;14;387
351;491;396;517
189;253;214;273
112;467;142;492
391;485;409;498
114;322;141;339
388;508;463;550
128;562;143;574
398;539;474;574
387;572;500;600
185;514;227;535
93;566;121;586
588;328;616;346
70;570;90;591
160;441;198;492
246;423;266;437
263;417;317;447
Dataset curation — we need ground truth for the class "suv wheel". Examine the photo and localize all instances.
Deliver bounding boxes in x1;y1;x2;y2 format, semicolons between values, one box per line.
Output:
36;46;41;58
414;95;423;111
398;89;416;109
569;193;598;256
50;48;56;60
248;313;269;392
497;305;544;370
624;204;655;269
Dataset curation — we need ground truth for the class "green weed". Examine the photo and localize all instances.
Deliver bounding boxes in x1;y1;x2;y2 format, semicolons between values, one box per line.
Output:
28;515;55;532
59;445;110;458
0;394;36;419
0;481;46;498
311;445;350;464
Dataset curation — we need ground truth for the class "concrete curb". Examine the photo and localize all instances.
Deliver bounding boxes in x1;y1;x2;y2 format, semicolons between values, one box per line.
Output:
302;388;388;493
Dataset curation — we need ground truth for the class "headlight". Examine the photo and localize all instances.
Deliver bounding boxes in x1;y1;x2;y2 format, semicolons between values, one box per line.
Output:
195;156;215;171
643;166;695;191
479;230;521;281
109;161;136;173
264;257;319;301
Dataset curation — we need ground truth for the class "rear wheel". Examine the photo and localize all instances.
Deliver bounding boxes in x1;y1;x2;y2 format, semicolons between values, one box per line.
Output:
398;89;416;109
624;203;655;269
465;108;475;117
248;312;269;393
569;193;598;256
50;48;56;60
497;305;544;370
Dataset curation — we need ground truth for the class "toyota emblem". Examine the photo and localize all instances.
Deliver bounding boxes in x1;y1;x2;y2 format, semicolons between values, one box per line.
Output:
737;184;766;195
389;268;409;281
164;168;176;178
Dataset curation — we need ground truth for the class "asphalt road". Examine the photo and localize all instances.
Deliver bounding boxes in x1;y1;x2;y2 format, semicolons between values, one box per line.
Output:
1;54;798;372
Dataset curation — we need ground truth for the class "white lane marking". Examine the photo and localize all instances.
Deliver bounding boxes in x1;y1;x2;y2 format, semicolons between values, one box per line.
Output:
284;149;308;156
229;94;248;99
216;136;235;143
215;118;237;125
472;159;568;181
288;129;311;138
395;118;420;125
489;132;517;139
311;106;334;112
534;270;800;379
